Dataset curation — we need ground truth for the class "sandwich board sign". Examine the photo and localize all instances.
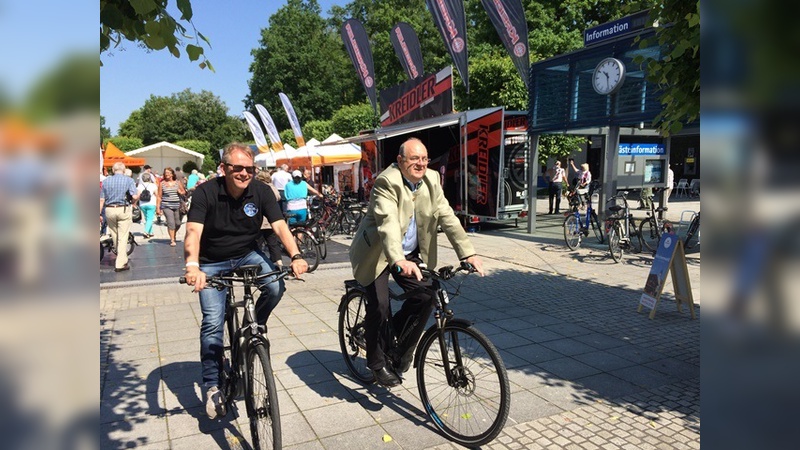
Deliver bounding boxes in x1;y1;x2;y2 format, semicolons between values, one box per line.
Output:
638;233;695;319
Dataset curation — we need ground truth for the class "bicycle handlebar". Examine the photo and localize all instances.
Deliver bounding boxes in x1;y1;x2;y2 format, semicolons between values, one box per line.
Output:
179;266;297;290
391;261;477;281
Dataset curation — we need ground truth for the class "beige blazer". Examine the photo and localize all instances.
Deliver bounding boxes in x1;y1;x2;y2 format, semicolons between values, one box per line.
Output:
349;164;475;285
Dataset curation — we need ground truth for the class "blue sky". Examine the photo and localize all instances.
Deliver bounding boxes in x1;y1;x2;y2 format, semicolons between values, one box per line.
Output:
101;0;347;135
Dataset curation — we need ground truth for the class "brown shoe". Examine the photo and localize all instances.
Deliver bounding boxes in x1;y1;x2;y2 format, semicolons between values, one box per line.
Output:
114;264;131;272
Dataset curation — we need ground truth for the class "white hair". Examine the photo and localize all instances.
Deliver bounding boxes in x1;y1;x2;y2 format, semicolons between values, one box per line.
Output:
112;162;126;173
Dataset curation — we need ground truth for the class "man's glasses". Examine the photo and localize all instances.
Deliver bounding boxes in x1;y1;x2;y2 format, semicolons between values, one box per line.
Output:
404;156;430;164
225;163;256;174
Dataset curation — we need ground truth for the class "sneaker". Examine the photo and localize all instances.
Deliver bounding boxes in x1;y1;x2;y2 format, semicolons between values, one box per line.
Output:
205;386;226;419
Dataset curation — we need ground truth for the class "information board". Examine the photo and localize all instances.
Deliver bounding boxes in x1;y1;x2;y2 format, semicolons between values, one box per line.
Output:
638;233;695;319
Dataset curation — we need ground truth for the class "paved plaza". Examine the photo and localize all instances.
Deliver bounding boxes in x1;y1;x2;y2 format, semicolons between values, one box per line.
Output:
100;197;700;449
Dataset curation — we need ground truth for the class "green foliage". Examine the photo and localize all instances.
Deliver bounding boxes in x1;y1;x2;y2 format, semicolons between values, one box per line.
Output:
331;103;376;137
538;135;584;165
304;120;334;141
100;0;213;71
246;0;360;130
24;53;99;121
280;129;296;146
456;48;527;111
101;115;111;141
174;139;212;156
629;1;699;135
182;160;199;173
123;89;245;149
105;136;144;152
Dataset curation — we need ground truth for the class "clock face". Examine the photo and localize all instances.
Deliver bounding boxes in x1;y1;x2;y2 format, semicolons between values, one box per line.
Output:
593;58;626;95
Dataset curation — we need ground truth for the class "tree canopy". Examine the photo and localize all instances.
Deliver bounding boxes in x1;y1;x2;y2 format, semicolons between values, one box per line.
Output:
118;89;245;149
100;0;213;70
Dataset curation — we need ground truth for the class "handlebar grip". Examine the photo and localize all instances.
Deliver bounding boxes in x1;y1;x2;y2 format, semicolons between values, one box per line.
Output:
391;264;402;274
179;276;187;284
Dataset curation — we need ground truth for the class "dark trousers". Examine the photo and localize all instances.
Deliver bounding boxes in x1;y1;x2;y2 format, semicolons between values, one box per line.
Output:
549;182;563;213
363;252;437;371
262;229;283;264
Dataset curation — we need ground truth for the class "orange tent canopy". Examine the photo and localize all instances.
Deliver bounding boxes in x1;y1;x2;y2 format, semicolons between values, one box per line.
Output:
103;142;146;167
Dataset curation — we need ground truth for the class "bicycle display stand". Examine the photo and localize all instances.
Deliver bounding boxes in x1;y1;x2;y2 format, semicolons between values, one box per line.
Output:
638;233;695;320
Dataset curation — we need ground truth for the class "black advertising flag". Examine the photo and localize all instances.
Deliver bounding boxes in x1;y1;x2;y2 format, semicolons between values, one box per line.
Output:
425;0;469;93
390;22;425;81
341;19;378;112
480;0;529;87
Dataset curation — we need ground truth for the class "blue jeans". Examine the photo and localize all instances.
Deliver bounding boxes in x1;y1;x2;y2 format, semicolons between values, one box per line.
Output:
199;249;284;389
140;204;156;234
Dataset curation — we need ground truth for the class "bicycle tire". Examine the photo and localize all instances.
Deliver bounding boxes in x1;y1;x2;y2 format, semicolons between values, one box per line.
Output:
590;211;604;243
338;290;375;383
310;224;327;260
417;322;510;446
221;306;239;401
627;218;642;253
684;216;700;249
246;343;281;450
639;218;660;253
292;229;320;272
608;221;623;263
100;243;105;262
563;214;581;250
126;233;135;256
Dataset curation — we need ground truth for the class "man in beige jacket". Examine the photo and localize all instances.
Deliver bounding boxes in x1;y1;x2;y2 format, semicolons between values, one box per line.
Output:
349;138;484;387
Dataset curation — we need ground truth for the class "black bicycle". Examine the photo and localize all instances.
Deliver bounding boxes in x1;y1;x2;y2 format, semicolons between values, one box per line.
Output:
684;211;700;250
605;192;641;263
639;195;673;253
338;262;510;447
180;265;295;450
100;232;136;262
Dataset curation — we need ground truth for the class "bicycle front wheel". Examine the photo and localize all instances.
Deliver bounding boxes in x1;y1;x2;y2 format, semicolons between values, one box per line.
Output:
639;218;660;253
563;214;581;250
590;211;604;243
608;221;623;263
246;343;281;450
293;229;320;272
338;290;375;383
417;323;510;447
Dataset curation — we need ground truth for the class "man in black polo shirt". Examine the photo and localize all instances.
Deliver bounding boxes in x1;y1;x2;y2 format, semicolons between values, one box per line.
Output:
183;142;308;420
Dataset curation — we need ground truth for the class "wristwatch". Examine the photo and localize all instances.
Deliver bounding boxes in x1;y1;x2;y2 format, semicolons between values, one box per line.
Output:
291;254;303;261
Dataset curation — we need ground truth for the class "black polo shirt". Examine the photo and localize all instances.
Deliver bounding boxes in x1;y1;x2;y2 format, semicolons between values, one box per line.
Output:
188;177;283;263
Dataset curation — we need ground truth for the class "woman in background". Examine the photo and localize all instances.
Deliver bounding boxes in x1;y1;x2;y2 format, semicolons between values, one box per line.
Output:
156;167;185;247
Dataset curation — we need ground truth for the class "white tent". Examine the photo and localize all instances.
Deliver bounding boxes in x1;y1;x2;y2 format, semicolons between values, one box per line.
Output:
319;133;362;164
126;141;205;172
254;151;278;168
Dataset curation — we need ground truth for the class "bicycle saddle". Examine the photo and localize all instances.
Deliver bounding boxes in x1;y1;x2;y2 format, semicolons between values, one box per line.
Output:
608;205;624;213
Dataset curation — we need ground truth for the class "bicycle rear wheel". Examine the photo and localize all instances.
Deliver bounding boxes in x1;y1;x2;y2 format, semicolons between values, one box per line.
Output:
246;343;281;450
639;218;660;253
338;290;375;383
417;322;510;447
293;229;320;272
608;221;623;263
563;214;581;250
684;216;700;249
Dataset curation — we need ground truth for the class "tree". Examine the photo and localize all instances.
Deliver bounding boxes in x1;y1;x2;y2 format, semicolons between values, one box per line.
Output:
246;0;361;131
100;0;213;71
331;103;376;137
105;136;144;152
101;115;111;141
175;139;218;173
122;89;245;149
455;47;527;112
25;53;99;121
304;120;334;141
630;1;700;134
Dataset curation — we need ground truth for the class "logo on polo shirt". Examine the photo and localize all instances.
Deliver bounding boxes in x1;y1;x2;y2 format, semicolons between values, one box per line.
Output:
243;203;258;217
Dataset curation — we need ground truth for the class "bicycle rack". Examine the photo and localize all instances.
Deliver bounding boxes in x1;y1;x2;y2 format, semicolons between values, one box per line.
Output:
675;210;698;235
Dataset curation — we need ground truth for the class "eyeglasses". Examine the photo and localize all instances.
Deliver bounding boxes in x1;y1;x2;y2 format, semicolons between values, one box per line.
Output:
404;156;430;164
225;163;256;174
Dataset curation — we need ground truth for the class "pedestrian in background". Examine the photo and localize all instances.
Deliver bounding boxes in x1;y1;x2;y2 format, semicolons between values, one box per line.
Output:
101;162;138;272
157;167;185;247
548;160;566;214
137;172;158;238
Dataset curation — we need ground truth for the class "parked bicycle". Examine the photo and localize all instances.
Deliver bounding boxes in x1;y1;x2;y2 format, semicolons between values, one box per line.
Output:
605;192;641;262
319;192;367;239
639;195;673;253
180;265;295;450
563;180;604;249
338;261;511;447
286;212;321;273
100;232;137;262
684;211;700;250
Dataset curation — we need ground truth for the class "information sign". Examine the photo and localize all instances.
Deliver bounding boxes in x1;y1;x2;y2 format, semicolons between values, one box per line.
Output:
638;233;695;319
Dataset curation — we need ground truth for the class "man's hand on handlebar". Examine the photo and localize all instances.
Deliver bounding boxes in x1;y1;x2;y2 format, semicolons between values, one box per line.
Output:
290;258;309;278
393;260;422;281
184;266;207;292
463;255;485;277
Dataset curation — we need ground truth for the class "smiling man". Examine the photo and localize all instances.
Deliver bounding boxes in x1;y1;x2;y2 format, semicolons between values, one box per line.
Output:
182;142;308;419
349;137;484;387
